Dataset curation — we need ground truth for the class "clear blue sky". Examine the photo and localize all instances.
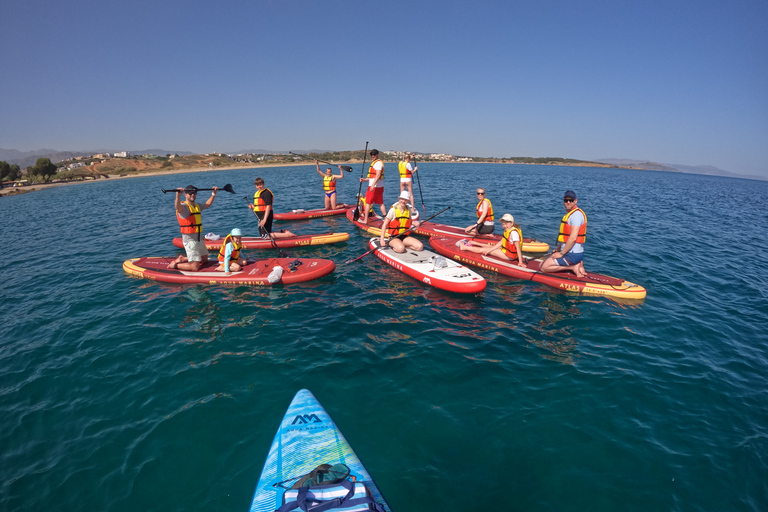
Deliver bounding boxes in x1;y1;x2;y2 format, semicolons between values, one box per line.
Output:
2;0;766;176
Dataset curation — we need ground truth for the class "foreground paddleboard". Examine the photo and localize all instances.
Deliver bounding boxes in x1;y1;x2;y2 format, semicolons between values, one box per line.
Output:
368;238;486;294
123;257;335;285
274;205;353;221
172;232;349;250
414;221;549;253
429;237;646;299
346;208;384;236
249;389;392;512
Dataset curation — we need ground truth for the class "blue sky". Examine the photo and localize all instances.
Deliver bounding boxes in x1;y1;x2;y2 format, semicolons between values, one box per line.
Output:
2;0;766;176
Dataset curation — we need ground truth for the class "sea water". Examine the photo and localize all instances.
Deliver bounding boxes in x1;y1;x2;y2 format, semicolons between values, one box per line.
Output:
1;163;766;511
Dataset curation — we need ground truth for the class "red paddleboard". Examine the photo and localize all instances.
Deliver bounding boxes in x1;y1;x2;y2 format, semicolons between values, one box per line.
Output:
414;221;549;253
274;205;354;221
123;256;335;285
429;237;646;300
172;232;349;250
367;238;486;294
346;208;384;236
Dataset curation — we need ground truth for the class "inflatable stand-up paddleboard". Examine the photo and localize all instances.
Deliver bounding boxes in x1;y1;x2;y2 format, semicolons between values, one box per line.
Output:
123;257;335;285
346;208;384;236
368;238;486;294
429;236;646;300
413;221;549;253
171;232;349;250
274;205;354;221
248;389;392;512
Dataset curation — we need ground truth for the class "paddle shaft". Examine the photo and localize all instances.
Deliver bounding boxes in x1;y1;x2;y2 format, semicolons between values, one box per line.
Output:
352;142;369;221
161;184;235;194
413;155;426;215
289;153;353;172
344;206;451;264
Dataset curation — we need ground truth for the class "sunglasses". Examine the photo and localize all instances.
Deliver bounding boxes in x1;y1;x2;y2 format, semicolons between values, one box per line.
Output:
564;198;575;203
476;192;485;196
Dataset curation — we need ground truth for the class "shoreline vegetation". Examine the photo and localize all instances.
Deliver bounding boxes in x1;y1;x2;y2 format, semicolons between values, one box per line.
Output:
0;152;619;197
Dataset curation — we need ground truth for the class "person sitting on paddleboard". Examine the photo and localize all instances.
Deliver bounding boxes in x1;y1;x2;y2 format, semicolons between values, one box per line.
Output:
315;160;346;210
215;228;247;275
540;190;587;277
458;213;526;267
380;191;423;253
359;149;386;224
248;177;297;239
398;154;418;206
464;188;495;236
169;185;218;271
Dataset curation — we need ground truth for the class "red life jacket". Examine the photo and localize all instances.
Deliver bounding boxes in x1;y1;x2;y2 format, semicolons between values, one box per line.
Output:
177;201;202;234
557;207;587;244
386;203;412;236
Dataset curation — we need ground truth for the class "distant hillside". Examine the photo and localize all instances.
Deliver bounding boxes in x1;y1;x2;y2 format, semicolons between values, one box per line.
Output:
595;158;764;181
0;148;193;169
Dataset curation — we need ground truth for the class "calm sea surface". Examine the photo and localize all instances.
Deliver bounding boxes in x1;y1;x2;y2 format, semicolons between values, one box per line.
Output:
1;163;767;511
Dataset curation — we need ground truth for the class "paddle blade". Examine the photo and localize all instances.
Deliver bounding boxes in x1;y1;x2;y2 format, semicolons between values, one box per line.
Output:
222;184;235;194
341;166;353;172
353;207;360;221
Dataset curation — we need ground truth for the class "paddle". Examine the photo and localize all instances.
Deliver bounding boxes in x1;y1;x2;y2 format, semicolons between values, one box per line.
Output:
413;155;426;215
161;184;236;194
352;142;369;221
343;206;451;265
289;152;354;172
242;197;289;258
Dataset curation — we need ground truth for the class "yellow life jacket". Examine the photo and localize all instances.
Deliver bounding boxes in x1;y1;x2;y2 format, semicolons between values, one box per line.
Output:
386;203;412;236
218;234;242;262
253;188;273;213
501;226;523;259
477;198;494;222
323;175;336;192
177;201;202;235
398;161;412;178
557;207;587;244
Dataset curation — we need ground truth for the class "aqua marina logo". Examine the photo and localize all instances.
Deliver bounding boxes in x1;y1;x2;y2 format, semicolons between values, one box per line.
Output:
291;414;322;425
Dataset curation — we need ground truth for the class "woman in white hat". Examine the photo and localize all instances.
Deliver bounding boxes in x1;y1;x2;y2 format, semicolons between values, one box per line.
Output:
458;213;526;267
379;191;422;253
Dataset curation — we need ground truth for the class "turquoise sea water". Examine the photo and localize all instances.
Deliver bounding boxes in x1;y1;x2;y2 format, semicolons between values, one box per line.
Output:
1;163;767;511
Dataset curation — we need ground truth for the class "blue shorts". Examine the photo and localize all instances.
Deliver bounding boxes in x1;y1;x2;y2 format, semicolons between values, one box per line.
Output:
555;251;583;266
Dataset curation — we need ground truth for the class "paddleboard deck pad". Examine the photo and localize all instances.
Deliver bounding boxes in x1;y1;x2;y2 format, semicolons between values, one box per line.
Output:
172;232;349;250
368;238;486;294
429;237;646;299
346;208;384;236
123;256;335;285
248;389;392;512
414;221;549;253
274;205;354;221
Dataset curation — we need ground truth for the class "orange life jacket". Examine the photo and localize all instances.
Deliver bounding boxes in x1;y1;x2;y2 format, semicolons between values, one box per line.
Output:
323;176;336;192
218;234;242;263
477;198;494;222
253;188;273;213
367;158;384;179
177;201;202;235
386;203;412;236
557;207;587;244
501;226;523;259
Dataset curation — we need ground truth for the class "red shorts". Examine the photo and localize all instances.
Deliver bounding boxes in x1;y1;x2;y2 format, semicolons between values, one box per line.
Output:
365;186;384;205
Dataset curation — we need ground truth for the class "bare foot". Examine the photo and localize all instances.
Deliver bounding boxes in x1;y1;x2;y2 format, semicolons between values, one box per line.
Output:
168;261;178;269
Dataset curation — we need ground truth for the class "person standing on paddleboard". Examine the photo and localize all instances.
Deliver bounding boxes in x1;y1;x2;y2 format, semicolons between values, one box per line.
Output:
359;149;386;224
248;177;297;239
457;213;526;267
379;191;423;253
398;154;417;206
169;185;218;271
464;188;495;236
540;190;587;277
315;160;345;210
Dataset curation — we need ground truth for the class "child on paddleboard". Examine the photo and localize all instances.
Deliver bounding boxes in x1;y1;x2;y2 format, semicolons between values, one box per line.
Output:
216;228;247;275
458;213;526;267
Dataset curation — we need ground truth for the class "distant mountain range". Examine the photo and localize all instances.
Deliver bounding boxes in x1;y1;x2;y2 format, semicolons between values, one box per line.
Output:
1;148;762;181
593;158;765;181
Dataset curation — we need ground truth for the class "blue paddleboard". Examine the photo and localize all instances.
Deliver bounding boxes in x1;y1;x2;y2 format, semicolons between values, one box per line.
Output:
248;389;392;512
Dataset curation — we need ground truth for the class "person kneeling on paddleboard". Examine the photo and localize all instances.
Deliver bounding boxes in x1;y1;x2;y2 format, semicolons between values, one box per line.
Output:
540;190;587;277
216;228;247;275
457;213;526;267
380;191;423;253
169;185;218;271
465;188;495;236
